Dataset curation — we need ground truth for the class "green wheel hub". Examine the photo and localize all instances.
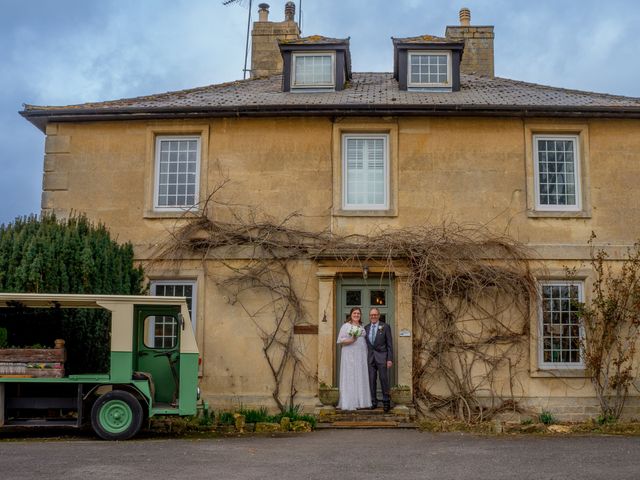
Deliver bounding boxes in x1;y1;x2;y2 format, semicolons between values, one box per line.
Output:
99;399;133;433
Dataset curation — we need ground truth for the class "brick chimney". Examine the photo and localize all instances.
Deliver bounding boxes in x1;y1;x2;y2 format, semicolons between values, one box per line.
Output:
250;2;300;79
445;8;494;77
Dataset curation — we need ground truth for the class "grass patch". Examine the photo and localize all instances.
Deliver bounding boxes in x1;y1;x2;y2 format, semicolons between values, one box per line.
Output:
419;418;640;436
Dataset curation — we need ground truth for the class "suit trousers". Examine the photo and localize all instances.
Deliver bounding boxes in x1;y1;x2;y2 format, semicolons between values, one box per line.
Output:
369;358;390;403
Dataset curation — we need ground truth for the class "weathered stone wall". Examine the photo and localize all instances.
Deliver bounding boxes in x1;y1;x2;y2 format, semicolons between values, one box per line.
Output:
40;115;640;412
250;7;299;78
445;25;494;77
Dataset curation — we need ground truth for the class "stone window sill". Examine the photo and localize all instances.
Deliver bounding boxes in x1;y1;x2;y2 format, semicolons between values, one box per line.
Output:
527;210;592;219
143;209;202;220
530;368;588;378
333;209;398;218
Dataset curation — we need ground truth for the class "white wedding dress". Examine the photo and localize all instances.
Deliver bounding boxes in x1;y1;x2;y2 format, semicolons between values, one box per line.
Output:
336;322;372;410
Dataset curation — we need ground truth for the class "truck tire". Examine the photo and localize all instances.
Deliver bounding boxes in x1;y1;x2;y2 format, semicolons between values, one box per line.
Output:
91;390;143;440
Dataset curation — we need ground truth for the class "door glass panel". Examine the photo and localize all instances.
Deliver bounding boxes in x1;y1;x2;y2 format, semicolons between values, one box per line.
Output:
346;290;362;306
370;290;386;306
144;315;178;349
379;313;387;323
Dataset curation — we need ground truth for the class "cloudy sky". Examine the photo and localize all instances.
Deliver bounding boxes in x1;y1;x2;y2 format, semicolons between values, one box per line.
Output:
1;0;639;225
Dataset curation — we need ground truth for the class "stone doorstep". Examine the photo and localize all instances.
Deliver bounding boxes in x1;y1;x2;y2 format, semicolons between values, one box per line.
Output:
317;421;418;429
317;406;417;429
321;413;414;422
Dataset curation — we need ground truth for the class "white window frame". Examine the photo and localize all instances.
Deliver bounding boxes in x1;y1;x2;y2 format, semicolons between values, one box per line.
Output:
291;52;336;89
533;134;581;212
342;133;389;211
538;280;585;369
154;136;201;212
407;50;452;88
149;280;197;347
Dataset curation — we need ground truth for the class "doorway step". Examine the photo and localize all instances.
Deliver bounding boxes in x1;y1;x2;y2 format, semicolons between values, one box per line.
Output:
316;406;417;429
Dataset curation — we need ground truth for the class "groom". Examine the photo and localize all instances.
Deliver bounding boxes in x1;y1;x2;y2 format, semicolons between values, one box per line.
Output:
364;307;393;412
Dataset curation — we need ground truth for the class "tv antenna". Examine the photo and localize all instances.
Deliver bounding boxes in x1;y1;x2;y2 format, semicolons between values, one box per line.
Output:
224;1;303;80
223;0;253;79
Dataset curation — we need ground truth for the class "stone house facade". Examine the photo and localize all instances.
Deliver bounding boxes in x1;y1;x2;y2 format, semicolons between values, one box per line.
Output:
21;4;640;419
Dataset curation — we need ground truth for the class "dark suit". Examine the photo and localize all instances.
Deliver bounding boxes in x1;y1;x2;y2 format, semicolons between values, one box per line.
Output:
364;321;393;405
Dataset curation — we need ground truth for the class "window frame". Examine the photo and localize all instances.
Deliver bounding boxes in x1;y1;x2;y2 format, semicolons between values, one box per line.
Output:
538;280;585;370
407;50;452;88
341;133;390;211
153;135;201;212
291;52;336;90
533;134;581;212
149;280;198;346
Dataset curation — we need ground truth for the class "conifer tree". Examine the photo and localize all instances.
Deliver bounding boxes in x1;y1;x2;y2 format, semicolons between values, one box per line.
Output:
0;214;145;373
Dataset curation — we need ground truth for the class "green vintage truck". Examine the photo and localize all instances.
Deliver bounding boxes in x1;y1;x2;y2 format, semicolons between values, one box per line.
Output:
0;293;201;440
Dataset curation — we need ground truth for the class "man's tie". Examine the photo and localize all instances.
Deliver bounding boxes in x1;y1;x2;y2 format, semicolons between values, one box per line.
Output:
369;324;376;344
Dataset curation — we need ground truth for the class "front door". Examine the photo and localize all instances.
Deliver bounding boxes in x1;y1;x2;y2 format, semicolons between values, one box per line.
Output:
134;305;181;406
335;275;395;389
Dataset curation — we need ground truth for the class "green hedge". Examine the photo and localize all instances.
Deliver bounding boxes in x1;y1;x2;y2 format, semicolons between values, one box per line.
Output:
0;214;144;373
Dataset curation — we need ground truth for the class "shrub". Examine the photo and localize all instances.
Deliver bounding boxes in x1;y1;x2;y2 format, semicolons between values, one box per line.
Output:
570;233;640;420
265;404;316;428
218;412;235;425
596;413;617;425
237;405;269;424
198;409;215;427
299;414;317;428
538;410;555;425
0;327;7;348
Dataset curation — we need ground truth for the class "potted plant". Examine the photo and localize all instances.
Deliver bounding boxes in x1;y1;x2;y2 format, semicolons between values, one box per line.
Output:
318;383;339;406
390;385;412;406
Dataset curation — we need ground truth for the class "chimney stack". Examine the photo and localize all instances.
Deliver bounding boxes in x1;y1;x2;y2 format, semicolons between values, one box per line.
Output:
445;7;494;77
250;2;300;79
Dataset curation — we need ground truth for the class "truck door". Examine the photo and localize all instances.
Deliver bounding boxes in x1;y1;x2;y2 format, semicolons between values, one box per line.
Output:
134;305;181;407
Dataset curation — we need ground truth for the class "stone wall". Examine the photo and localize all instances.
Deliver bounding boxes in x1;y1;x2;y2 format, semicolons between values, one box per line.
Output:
39;115;640;411
445;25;495;77
250;4;299;78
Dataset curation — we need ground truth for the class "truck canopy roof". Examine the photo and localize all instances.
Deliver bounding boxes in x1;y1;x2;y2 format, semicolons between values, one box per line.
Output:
0;293;188;309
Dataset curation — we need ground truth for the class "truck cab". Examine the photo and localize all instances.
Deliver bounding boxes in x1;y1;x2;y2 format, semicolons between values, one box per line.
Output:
0;293;200;440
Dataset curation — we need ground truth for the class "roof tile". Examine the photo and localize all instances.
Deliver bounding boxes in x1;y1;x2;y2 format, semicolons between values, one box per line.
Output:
23;73;640;114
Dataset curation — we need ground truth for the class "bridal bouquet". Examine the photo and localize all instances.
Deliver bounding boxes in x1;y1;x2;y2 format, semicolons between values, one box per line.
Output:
348;325;364;338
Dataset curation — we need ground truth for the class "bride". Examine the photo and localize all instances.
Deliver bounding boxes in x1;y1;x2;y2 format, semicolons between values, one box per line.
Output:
336;307;372;410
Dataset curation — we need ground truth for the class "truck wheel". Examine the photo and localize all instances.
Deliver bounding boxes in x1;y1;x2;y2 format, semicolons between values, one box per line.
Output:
91;390;143;440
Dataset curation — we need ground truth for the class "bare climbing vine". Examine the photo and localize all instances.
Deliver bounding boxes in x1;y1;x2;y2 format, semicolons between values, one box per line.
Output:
152;184;537;419
569;233;640;421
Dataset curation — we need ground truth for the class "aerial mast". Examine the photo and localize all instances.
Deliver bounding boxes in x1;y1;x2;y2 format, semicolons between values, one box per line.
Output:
222;0;253;80
224;1;303;79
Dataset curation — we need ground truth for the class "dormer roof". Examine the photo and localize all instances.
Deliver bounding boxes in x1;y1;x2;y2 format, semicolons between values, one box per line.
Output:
278;35;351;92
279;35;349;45
392;34;457;44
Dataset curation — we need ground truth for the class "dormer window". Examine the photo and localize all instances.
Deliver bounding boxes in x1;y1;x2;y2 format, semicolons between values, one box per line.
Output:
292;52;335;89
279;36;351;93
408;51;452;88
392;35;463;92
